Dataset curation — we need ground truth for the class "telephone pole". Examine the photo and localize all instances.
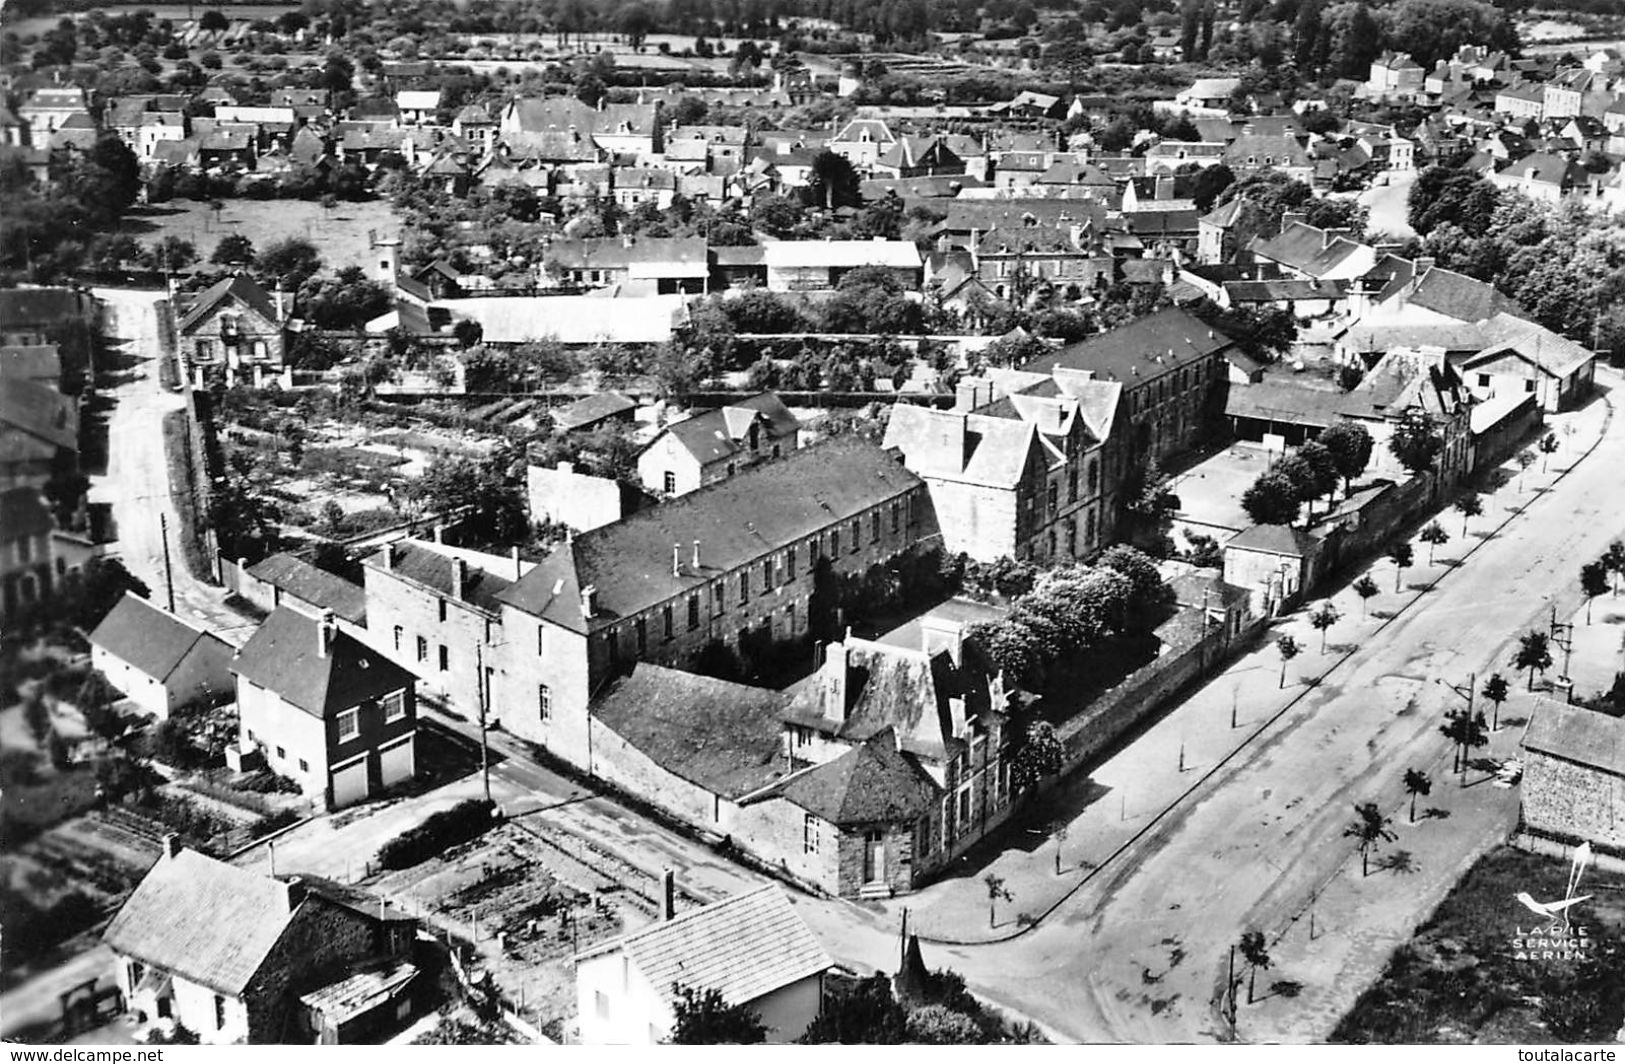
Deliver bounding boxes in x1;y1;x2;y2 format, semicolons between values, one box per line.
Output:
476;643;492;803
1549;604;1575;698
159;513;175;612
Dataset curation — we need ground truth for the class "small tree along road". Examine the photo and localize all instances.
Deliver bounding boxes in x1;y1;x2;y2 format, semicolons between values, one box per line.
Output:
1512;630;1553;690
1277;635;1301;688
1419;521;1450;565
1481;673;1510;732
1388;542;1413;592
1403;768;1432;823
1309;601;1341;652
1344;802;1397;877
1353;575;1379;617
1238;930;1271;1005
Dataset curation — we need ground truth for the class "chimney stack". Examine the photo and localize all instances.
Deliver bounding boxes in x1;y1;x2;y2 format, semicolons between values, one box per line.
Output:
661;869;676;921
580;585;598;619
692;540;701;570
672;543;682;577
453;558;469;601
383;542;397;570
283;876;307;913
822;639;851;723
510;544;522;579
433;524;445;544
162;832;182;860
317;609;337;657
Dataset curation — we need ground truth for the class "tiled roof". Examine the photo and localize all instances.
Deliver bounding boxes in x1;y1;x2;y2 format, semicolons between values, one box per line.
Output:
1406;266;1523;323
757;730;940;825
660;392;799;464
591;664;790;798
364;540;513;614
1228;523;1322;554
232;606;415;718
244;552;366;624
177;274;279;334
299;960;417;1022
553;390;636;431
1523;698;1625;777
1225;378;1351;429
1461;318;1594;379
103;849;298;996
1033;307;1233;386
498;438;921;633
89;593;222;682
0;376;78;450
0;487;52;540
437;294;689;346
576;885;832;1009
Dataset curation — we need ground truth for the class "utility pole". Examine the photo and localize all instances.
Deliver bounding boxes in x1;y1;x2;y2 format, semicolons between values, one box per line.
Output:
1226;944;1238;1029
159;513;175;612
476;643;492;803
1549;605;1574;695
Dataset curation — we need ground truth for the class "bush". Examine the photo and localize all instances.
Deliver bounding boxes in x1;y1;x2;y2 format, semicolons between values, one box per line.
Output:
376;799;496;870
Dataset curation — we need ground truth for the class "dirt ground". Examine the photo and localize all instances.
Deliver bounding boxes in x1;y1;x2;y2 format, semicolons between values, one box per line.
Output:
117;199;401;274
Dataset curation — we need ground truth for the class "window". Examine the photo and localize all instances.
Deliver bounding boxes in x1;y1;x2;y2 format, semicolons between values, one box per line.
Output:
850;521;859;553
786;548;797;581
1478;373;1491;388
382;690;405;722
438;645;449;672
662;604;673;638
1068;468;1078;503
1047;483;1058;512
1087;459;1099;493
830;528;840;556
276;746;286;759
538;684;552;720
298;758;309;773
918;815;933;856
17;536;30;563
688;595;700;630
762;559;772;593
438;598;448;623
606;629;619;662
416;636;428;662
726;461;736;476
337;708;359;741
537;626;546;656
803;813;820;854
635;617;647;654
663;470;676;494
196;339;214;360
871;512;880;543
891;501;901;533
392;625;402;651
740;572;749;604
1525;380;1537;393
214;994;227;1030
785;602;796;632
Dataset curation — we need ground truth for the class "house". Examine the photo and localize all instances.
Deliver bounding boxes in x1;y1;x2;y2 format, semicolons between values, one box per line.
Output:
1222;523;1326;613
1336;348;1475;484
1519;698;1625;852
233;607;418;810
106;840;417;1044
1249;217;1376;282
394;90;441;125
1222;135;1315;183
89;593;234;720
611;167;677;211
1368;52;1425;96
175;275;287;387
1490;151;1589;205
1172;78;1242;117
552;391;637;433
762;241;922;292
451;104;497;154
828;119;897;171
871;135;964;180
0;486;56;618
500;98;661;158
0;344;61;388
544;237;708;295
1494;81;1546;120
1196;198;1267;267
1458;322;1596;412
527;460;625;533
0;375;79;492
575;884;832;1044
491;437;934;770
232;552;367;633
18;86;89;144
637;392;800;497
972;223;1110;303
362;540;525;720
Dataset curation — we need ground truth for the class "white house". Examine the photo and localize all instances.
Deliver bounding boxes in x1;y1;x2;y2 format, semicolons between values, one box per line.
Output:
574;884;833;1044
88;593;235;720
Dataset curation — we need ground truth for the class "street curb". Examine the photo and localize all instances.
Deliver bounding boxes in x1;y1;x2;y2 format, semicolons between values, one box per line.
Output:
908;387;1617;948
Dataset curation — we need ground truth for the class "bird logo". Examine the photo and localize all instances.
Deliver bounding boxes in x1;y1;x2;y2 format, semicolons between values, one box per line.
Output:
1513;842;1593;931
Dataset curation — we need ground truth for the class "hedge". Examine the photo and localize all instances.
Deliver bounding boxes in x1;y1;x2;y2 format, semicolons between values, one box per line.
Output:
376;799;496;870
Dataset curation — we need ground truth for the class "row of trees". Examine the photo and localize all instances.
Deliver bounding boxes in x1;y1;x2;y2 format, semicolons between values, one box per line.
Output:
1239;421;1374;527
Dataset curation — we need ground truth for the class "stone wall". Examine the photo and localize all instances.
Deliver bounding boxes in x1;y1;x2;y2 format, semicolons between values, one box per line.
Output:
1522;750;1625;851
587;713;745;833
244;893;388;1044
360;561;495;719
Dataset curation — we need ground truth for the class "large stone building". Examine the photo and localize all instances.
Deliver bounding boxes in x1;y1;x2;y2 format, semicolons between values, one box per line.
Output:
1520;697;1625;852
491;437;935;770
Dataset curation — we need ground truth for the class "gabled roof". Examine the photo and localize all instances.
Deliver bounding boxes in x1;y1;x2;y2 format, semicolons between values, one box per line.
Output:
1034;307;1233;385
0;487;52;540
755;730;940;825
244;552;366;625
0;286;90;329
231;606;414;718
553;390;636;431
1404;265;1524;323
363;540;514;614
575;885;832;1009
176;274;280;334
590;664;790;799
658;392;799;465
1522;698;1624;777
1228;523;1322;555
0;376;78;451
498;438;921;633
89;593;224;682
104;849;300;996
1460;318;1594;379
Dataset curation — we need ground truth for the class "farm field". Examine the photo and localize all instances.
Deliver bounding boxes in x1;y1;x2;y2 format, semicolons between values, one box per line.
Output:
117;198;402;274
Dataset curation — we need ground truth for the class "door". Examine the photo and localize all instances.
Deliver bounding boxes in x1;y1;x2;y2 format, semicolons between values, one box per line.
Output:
379;737;414;789
330;757;369;809
863;830;885;884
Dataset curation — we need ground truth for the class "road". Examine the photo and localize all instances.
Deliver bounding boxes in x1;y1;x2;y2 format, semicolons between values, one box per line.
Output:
89;289;249;640
1355;169;1417;242
895;376;1623;1042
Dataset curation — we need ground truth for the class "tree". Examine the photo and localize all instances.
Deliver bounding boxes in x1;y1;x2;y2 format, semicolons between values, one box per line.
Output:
1344;801;1396;877
905;1005;984;1044
1241;470;1301;527
1515;448;1536;490
984;873;1012;927
1293;0;1321;69
1319;421;1374;494
1512;630;1553;690
616;2;655;49
1050;820;1069;876
1604;540;1625;596
669;983;766;1044
1440;710;1489;783
153;235;197;272
211;233;255;266
1419;521;1450;565
800;973;908;1044
1309;601;1340;652
257;237;322;289
1453;493;1482;538
198;9;230;32
1388;541;1413;592
1581;560;1610;624
1353;575;1379;617
1402;768;1431;823
1388;409;1444;476
1539;431;1560;471
1296;441;1341;515
1010;720;1064;794
1481;672;1510;732
1276;634;1300;688
1238;930;1271;1004
808;149;860;210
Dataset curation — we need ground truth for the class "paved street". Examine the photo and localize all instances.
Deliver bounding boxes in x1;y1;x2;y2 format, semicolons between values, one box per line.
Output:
1355;169;1417;241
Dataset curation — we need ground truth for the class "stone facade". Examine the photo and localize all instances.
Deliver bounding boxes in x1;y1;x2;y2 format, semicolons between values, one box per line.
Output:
1522;750;1625;852
241;893;386;1044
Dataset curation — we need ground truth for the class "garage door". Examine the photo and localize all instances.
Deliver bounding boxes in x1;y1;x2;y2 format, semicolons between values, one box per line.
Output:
330;757;369;809
379;737;414;789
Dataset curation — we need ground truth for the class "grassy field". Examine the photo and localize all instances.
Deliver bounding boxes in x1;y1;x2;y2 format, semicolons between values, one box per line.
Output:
118;198;402;275
1332;845;1625;1044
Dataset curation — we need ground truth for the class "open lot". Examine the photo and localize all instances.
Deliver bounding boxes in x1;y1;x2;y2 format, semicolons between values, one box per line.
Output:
117;199;401;274
1170;441;1281;539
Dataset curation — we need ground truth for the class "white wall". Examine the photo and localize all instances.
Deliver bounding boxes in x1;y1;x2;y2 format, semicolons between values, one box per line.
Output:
236;678;329;800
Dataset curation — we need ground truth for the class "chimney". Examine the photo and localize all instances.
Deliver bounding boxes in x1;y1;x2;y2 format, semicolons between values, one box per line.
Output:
274;282;286;323
921;613;964;667
433;524;445;544
162;832;182;859
510;544;522;579
661;869;676;921
692;540;701;570
283;876;307;912
558;460;574;476
383;542;397;570
968;227;980;271
453;558;468;601
672;543;682;577
317;609;337;657
580;584;598;619
822;640;851;723
1416;256;1436;275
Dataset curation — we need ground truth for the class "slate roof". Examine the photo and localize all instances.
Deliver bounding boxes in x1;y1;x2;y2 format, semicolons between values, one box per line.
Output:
244;552;367;625
1250;221;1367;278
761;240;920;270
1225;378;1352;429
576;885;832;1009
177;274;280;334
0;487;52;540
1033;307;1234;386
591;664;790;799
1228;523;1323;554
0;287;89;329
89;593;222;682
1404;266;1524;323
507;98;658;138
231;606;414;718
659;392;799;465
103;849;299;996
0;376;78;450
498;438;921;633
1461;321;1594;379
755;729;940;825
364;540;514;614
1523;698;1625;777
553;390;636;432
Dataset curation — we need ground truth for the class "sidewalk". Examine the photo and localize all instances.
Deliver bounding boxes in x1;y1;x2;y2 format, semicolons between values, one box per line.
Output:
866;380;1615;946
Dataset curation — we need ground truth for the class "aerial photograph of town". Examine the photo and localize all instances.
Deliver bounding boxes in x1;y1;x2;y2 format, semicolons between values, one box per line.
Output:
0;0;1622;1047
